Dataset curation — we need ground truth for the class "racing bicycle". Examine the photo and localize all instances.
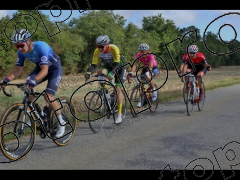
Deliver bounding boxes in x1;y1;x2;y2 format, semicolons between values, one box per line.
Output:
127;74;159;117
183;73;205;116
0;83;77;161
86;74;127;133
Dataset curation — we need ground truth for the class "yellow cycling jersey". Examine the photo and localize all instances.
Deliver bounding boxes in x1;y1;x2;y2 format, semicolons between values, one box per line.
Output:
91;44;123;67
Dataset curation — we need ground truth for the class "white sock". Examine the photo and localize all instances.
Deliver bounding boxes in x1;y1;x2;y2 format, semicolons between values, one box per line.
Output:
57;114;65;125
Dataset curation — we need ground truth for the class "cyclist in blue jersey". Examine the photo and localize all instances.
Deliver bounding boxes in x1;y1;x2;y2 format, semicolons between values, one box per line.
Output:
0;29;65;138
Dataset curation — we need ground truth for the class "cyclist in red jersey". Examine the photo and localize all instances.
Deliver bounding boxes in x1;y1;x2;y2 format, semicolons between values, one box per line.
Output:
179;45;211;101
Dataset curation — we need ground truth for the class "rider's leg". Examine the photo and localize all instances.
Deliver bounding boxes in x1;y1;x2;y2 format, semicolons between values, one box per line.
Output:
45;69;63;138
196;70;205;101
147;68;158;101
114;68;126;124
97;68;108;76
196;71;204;92
97;68;108;91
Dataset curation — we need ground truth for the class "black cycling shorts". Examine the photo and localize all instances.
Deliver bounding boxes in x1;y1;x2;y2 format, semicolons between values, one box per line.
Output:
26;62;62;96
103;66;126;87
187;64;207;76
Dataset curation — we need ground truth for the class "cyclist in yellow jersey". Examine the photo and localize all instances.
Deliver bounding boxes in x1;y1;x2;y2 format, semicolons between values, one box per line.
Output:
85;35;126;124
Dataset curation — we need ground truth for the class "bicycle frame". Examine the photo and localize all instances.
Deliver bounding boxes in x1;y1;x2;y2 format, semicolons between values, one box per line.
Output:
186;73;197;99
127;74;151;100
86;74;116;119
1;83;45;134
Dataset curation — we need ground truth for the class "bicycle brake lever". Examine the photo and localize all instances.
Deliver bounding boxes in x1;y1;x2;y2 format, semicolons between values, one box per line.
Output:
85;78;93;85
127;76;132;84
3;88;12;97
181;77;184;83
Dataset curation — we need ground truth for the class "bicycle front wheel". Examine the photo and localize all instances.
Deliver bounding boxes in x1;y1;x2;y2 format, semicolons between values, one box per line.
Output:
0;103;36;161
88;90;107;133
186;84;194;116
149;84;159;113
50;97;77;146
183;80;190;104
129;85;144;117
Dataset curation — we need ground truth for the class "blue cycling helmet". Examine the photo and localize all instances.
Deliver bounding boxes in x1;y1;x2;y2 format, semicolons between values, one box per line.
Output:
11;29;31;44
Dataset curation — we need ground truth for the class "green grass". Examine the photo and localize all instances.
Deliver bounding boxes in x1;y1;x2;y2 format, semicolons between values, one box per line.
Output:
158;77;240;103
1;66;240;120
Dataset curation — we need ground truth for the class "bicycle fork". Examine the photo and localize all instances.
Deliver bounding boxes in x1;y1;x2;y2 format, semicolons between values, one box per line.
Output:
12;102;29;136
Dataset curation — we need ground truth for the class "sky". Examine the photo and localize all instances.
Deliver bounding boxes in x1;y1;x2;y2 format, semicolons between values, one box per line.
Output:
1;10;240;42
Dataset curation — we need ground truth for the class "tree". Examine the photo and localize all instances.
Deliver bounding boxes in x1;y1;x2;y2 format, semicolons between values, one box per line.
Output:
142;14;182;69
68;10;126;72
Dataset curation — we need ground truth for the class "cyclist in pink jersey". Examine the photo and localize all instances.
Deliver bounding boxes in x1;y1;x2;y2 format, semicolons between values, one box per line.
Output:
127;43;159;107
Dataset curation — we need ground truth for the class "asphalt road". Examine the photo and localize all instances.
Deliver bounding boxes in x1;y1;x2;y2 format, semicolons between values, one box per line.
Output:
1;84;240;171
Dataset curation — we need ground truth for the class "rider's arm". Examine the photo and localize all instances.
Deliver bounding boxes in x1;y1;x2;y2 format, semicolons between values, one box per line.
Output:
180;54;188;74
109;45;121;76
200;53;211;70
6;54;25;81
109;62;120;75
179;62;184;74
87;48;100;75
182;63;188;74
130;53;142;73
5;66;24;81
87;64;97;74
148;62;153;71
34;65;49;82
204;62;211;70
130;61;138;73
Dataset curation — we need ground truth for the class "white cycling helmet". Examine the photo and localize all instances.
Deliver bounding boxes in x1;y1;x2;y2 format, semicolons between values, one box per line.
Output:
138;43;149;51
11;29;31;44
96;35;110;45
188;45;198;53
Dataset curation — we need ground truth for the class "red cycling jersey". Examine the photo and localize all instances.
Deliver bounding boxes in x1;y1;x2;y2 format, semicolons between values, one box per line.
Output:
182;52;207;65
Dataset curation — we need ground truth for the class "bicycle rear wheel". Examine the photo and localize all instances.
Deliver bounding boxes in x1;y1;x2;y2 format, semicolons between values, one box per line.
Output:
198;82;206;111
49;97;77;146
186;84;194;116
88;90;107;133
0;103;35;161
148;84;159;113
129;85;144;117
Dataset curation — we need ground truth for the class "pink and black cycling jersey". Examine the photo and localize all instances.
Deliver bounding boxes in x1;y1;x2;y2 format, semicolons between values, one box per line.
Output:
135;52;157;67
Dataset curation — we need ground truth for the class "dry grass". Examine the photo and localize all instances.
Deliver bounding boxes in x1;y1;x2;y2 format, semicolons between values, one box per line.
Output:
1;66;240;115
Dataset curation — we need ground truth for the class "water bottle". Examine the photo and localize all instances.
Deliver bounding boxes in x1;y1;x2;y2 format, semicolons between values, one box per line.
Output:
34;103;44;119
43;106;50;132
190;76;195;83
194;86;199;101
105;90;111;102
110;93;115;107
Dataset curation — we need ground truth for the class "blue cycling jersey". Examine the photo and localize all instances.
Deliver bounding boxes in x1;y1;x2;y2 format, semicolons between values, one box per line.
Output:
16;41;61;70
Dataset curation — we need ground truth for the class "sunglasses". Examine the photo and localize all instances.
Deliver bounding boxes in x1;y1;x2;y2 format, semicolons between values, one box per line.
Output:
97;45;105;49
189;52;196;55
14;43;25;49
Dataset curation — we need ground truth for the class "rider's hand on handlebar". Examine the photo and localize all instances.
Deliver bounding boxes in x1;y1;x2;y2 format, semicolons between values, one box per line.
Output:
127;72;133;78
85;72;91;81
207;66;212;71
0;77;10;89
107;72;114;80
25;78;37;89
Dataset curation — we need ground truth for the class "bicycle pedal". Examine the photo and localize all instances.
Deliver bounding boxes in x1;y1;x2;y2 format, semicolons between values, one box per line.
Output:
39;132;46;139
110;109;118;115
143;100;148;106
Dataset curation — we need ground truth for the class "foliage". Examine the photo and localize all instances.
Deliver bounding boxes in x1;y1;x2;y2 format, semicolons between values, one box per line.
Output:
0;10;239;78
